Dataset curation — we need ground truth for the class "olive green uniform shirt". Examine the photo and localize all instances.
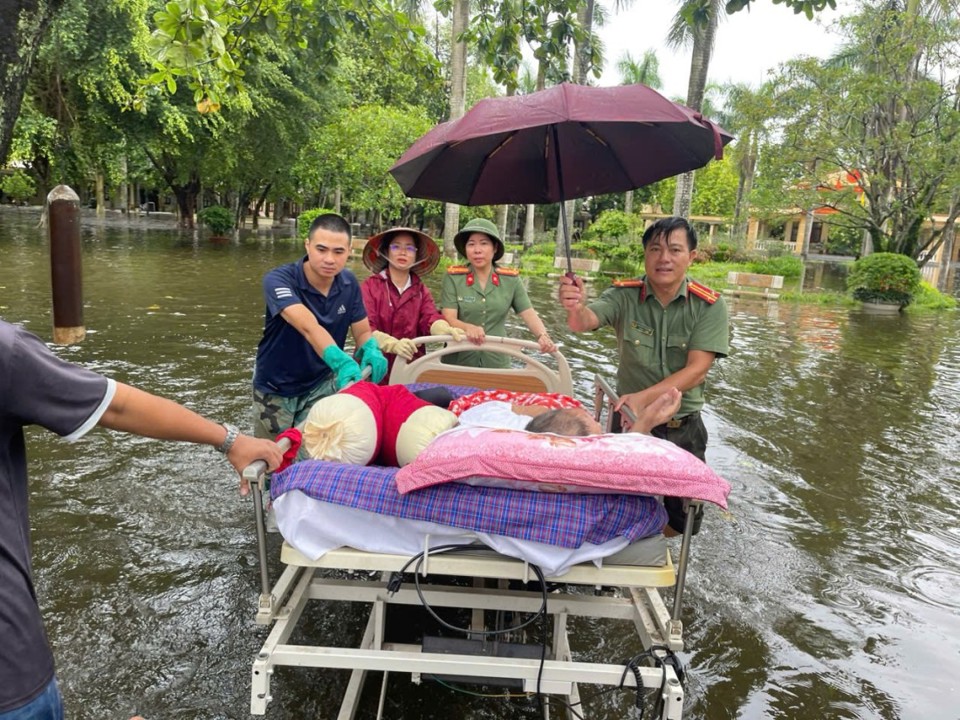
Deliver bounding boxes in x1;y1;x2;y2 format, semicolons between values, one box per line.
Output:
440;265;533;368
588;276;729;416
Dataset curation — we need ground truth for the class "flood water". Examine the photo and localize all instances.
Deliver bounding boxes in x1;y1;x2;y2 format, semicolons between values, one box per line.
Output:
2;209;958;720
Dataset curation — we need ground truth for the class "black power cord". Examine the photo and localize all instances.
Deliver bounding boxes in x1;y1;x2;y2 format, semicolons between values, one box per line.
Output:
619;645;686;719
387;545;549;710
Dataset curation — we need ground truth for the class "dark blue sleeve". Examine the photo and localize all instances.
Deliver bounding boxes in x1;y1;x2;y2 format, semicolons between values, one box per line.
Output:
262;264;304;319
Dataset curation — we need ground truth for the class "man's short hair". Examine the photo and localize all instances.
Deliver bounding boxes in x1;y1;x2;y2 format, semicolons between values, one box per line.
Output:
642;216;697;251
526;408;592;437
308;213;351;241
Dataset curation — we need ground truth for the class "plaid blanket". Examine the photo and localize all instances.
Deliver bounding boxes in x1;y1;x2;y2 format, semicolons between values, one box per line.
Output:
271;461;667;549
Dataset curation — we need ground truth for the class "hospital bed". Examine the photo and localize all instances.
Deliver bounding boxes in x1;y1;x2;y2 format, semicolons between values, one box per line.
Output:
243;336;707;720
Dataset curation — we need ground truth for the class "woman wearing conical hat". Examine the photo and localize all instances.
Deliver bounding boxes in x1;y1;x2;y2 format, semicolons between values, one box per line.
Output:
439;218;556;368
360;227;465;382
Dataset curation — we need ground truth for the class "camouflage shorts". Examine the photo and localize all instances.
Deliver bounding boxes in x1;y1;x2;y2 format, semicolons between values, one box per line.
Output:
251;375;338;440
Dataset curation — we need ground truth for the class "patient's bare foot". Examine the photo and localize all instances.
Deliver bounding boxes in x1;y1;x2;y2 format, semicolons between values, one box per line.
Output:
633;388;682;434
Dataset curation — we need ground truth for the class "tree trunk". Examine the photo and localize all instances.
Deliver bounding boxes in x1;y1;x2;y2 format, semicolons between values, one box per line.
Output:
117;154;128;213
673;6;718;218
95;172;105;218
0;0;64;164
253;182;272;230
171;174;200;229
573;0;594;85
442;0;469;259
937;191;958;293
624;190;634;215
334;186;341;214
496;205;508;241
732;133;757;241
522;205;536;251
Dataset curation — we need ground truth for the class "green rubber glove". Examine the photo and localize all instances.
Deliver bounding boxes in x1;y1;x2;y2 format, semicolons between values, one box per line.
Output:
322;344;363;389
357;337;388;383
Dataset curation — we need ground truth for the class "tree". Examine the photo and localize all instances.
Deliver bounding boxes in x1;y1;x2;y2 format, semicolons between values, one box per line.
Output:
717;81;774;240
0;1;836;167
439;0;469;258
669;0;722;219
618;48;662;213
1;169;37;203
297;103;433;224
0;0;66;165
758;4;960;260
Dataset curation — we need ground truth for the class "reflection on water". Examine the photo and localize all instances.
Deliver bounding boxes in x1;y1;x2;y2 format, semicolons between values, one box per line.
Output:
2;209;959;719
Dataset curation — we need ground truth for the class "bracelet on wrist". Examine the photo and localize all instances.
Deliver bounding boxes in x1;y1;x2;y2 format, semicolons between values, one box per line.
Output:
216;423;240;454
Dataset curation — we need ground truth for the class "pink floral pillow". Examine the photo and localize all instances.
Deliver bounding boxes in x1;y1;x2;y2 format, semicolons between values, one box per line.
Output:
447;389;583;416
394;426;730;508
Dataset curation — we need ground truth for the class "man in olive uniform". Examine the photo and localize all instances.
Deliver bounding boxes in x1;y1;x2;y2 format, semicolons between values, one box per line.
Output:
440;218;555;367
559;216;729;536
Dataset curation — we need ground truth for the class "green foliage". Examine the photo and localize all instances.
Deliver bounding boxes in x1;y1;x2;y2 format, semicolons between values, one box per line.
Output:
297;104;433;220
745;255;804;278
197;205;234;234
822;223;860;256
582;209;643;243
144;0;439;114
689;155;737;217
296;208;336;240
1;170;37;203
755;7;960;260
696;242;748;263
846;252;921;306
909;281;958;311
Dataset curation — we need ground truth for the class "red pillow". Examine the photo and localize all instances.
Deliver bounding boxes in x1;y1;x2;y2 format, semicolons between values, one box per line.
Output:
447;389;584;416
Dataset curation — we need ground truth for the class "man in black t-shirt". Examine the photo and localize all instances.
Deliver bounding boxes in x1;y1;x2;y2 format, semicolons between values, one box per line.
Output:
0;320;282;719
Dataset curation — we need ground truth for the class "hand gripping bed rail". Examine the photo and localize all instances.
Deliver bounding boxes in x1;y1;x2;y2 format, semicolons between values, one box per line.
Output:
243;367;372;621
592;373;698;635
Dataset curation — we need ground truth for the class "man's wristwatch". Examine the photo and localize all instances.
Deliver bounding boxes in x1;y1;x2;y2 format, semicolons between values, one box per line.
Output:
216;423;240;454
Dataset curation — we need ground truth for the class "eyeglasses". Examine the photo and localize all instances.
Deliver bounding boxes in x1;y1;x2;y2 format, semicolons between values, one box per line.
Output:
389;244;418;254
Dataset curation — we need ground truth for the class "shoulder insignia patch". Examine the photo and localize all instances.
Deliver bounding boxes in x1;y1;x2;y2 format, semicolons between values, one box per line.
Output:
688;280;720;304
447;265;470;275
613;278;644;288
495;267;520;277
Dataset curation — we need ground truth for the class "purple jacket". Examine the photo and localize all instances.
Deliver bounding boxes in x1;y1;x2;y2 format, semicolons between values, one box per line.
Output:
361;272;443;379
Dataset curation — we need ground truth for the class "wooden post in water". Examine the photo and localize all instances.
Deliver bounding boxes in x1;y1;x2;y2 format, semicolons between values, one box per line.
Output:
47;185;85;344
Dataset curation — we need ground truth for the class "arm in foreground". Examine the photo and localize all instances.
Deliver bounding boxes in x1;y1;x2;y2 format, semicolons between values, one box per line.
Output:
615;351;716;427
98;382;283;494
627;388;683;434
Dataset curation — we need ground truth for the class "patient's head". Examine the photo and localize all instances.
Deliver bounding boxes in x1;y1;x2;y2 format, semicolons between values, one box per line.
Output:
526;408;602;436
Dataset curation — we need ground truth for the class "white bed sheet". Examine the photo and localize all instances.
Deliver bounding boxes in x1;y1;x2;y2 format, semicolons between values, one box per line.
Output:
275;489;667;578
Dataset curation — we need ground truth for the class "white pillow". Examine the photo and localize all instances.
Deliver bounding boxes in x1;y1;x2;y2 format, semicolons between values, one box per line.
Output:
394;406;459;466
300;393;379;465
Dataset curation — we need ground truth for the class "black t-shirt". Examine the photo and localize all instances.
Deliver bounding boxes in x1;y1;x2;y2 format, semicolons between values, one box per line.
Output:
0;321;112;711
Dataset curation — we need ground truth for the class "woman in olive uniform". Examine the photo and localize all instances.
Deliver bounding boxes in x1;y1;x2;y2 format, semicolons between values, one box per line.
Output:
439;218;556;367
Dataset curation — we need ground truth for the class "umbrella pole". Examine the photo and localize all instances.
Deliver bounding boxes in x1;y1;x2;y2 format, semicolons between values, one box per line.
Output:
551;125;574;276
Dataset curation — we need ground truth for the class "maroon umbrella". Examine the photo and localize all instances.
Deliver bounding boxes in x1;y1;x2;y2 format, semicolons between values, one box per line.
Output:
389;82;733;272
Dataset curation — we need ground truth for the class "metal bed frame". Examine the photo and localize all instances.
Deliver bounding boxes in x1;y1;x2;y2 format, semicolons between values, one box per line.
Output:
242;337;700;719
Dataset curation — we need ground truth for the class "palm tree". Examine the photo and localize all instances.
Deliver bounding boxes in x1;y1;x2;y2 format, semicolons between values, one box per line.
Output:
668;0;723;219
441;0;469;259
617;49;662;88
618;49;662;213
718;81;770;241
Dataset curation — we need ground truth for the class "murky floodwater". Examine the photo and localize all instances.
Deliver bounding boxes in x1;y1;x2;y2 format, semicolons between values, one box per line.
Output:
2;209;958;720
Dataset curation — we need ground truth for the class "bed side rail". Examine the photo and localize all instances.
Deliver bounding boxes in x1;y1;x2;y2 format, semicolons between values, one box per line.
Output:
389;335;574;395
592;374;699;629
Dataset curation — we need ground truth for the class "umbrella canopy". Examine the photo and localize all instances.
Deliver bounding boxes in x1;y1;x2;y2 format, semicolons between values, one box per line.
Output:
389;82;734;207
